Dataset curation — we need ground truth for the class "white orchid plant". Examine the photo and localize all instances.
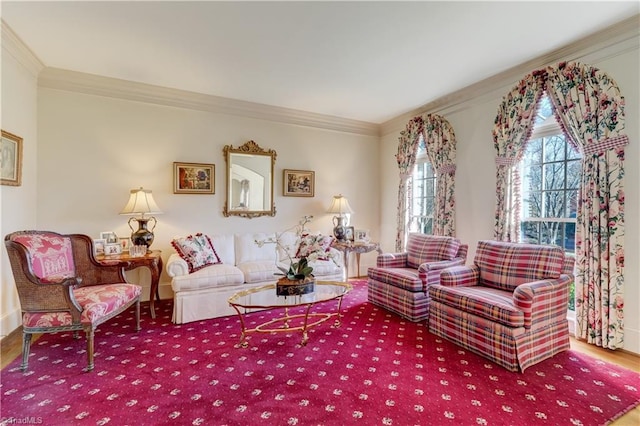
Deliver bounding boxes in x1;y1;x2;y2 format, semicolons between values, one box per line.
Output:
255;215;337;280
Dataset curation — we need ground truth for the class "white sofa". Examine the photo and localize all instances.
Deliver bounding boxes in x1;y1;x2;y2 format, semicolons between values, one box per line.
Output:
166;232;344;324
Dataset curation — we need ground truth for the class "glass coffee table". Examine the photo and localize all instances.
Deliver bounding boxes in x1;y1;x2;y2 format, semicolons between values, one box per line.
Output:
228;280;352;347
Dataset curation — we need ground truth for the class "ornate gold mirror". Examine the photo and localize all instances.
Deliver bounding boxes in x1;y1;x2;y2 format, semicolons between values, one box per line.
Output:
223;140;277;218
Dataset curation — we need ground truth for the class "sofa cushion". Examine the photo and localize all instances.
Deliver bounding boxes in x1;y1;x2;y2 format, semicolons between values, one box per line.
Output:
474;240;564;291
296;233;333;260
430;284;524;327
235;233;277;264
171;233;222;273
406;234;461;269
237;260;279;283
12;233;76;282
171;263;244;292
367;267;423;292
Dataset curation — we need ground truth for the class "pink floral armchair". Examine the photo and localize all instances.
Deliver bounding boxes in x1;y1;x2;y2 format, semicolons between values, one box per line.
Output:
4;231;142;372
367;233;468;322
429;240;575;372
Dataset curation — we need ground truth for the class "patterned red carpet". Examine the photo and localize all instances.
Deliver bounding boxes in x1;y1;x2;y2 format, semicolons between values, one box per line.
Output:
1;280;639;425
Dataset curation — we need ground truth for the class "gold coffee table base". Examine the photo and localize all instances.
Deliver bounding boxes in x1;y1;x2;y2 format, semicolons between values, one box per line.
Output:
228;281;351;348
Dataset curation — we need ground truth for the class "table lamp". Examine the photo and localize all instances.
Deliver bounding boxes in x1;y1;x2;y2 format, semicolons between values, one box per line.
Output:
120;187;163;251
327;194;353;242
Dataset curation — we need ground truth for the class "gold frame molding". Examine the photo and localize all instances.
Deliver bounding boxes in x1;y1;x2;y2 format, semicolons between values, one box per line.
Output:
223;140;277;218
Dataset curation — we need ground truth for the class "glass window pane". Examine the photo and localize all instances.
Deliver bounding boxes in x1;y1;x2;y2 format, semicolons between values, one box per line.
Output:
544;162;565;189
543;135;566;162
567;141;581;160
523;164;543;191
544;191;566;217
524;139;542;165
567;160;581;189
521;221;540;244
566;190;578;218
523;191;542;218
540;221;563;246
534;96;554;125
564;222;576;253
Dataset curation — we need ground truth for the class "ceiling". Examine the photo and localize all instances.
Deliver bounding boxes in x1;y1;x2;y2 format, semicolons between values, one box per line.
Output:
2;1;638;124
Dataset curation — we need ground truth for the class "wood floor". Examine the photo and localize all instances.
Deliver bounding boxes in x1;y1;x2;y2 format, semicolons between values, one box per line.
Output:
1;328;638;424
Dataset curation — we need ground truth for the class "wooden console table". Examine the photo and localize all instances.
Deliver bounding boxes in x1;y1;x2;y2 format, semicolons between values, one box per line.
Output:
331;241;382;280
96;250;163;318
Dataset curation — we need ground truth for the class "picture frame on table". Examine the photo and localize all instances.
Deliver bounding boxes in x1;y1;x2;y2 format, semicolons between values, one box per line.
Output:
119;237;131;252
174;162;215;194
1;130;23;186
93;239;107;255
345;226;355;242
283;169;314;197
354;229;370;243
105;243;122;255
100;231;119;244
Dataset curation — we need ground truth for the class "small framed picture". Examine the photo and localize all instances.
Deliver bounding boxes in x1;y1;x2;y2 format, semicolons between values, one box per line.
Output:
105;243;122;255
355;229;370;243
1;130;23;186
283;169;315;197
119;237;131;252
93;239;106;255
345;226;355;242
100;231;119;244
174;162;215;194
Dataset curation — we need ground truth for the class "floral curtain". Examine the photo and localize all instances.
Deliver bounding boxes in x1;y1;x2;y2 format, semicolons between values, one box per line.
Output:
395;116;424;251
492;70;546;241
423;114;457;237
545;61;628;349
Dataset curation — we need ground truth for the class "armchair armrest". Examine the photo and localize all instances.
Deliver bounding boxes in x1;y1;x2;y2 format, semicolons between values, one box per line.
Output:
376;252;408;268
166;253;189;277
439;265;480;287
513;275;572;329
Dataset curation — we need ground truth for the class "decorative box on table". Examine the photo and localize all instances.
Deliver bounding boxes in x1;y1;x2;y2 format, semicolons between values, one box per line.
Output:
276;276;315;296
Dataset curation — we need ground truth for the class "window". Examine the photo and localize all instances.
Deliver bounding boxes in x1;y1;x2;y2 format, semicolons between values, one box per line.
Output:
410;138;436;234
520;95;581;310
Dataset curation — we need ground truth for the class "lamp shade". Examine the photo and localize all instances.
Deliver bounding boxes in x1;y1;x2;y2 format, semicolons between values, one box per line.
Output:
326;194;354;215
120;188;163;217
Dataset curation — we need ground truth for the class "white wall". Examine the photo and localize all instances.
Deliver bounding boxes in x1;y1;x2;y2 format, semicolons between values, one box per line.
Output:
379;45;640;355
0;26;41;337
35;88;380;297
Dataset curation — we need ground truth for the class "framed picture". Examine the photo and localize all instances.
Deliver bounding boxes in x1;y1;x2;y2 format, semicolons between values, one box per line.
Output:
355;229;370;243
174;162;215;194
119;237;131;252
1;130;23;186
283;169;315;197
105;243;122;255
100;231;119;244
345;226;355;242
93;239;106;255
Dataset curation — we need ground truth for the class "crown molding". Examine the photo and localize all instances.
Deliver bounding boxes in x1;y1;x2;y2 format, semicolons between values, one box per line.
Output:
380;14;640;136
1;20;44;77
37;68;380;137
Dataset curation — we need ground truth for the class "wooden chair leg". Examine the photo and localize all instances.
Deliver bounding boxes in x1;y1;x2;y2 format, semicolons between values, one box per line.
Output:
20;332;32;372
85;327;95;372
135;298;141;331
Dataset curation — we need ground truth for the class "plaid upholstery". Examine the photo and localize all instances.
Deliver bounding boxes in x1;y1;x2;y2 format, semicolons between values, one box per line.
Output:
367;236;467;322
428;240;572;372
475;240;564;291
406;234;461;269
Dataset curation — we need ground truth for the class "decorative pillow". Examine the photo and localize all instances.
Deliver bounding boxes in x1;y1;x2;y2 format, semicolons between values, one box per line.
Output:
171;233;221;273
296;233;333;261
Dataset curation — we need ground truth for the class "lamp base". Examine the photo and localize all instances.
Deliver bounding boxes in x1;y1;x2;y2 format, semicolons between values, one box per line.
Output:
332;216;347;242
128;217;157;250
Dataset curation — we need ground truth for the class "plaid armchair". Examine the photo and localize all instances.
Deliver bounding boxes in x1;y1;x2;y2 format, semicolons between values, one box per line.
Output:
4;231;142;372
367;233;468;322
429;240;575;372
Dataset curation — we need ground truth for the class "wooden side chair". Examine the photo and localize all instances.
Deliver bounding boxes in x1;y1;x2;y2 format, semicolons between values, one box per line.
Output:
4;230;142;372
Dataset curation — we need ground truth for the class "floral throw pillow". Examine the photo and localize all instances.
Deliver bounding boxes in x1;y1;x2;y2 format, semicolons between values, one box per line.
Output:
296;233;333;261
171;233;221;273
